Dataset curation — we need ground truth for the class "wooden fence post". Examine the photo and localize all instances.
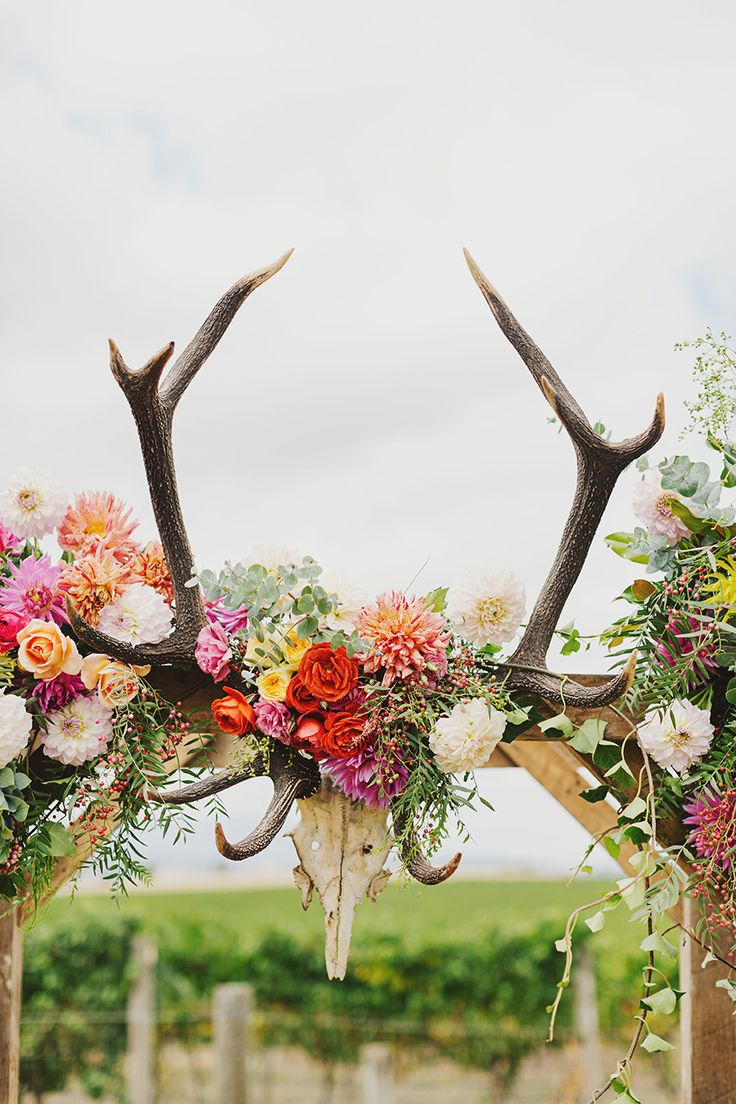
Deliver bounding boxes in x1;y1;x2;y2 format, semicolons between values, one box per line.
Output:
213;983;253;1104
680;897;736;1104
126;935;158;1104
574;943;602;1102
360;1043;393;1104
0;910;22;1104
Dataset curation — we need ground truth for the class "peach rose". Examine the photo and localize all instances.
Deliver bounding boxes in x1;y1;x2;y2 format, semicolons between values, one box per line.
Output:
17;619;83;681
81;653;151;709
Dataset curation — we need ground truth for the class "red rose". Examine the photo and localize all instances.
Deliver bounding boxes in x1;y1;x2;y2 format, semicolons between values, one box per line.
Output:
299;643;359;703
285;672;321;715
0;610;25;655
211;686;256;736
292;713;327;757
321;711;367;758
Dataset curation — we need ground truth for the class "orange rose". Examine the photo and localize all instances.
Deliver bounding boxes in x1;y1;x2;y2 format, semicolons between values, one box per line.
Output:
16;619;83;681
285;672;321;715
298;643;358;703
81;654;151;709
212;686;256;736
321;710;367;758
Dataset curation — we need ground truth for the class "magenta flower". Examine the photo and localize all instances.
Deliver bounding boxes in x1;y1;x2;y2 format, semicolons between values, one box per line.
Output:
684;788;736;871
205;598;249;634
657;616;719;686
32;673;87;714
0;554;66;626
253;698;291;743
195;621;232;682
322;743;410;809
0;525;19;556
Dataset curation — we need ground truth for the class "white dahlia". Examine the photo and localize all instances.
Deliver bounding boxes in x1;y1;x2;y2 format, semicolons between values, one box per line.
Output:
632;471;689;546
42;695;114;766
447;570;526;647
0;469;67;540
637;698;714;773
0;691;33;767
429;698;507;773
97;584;172;645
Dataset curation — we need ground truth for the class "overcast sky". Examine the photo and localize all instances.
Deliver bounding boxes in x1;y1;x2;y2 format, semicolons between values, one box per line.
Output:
3;2;736;886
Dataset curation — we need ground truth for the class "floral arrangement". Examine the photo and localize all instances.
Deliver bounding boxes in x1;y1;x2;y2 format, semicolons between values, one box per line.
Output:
0;474;199;904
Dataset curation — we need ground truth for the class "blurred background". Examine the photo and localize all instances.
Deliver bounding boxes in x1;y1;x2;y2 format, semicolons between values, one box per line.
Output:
3;1;736;1099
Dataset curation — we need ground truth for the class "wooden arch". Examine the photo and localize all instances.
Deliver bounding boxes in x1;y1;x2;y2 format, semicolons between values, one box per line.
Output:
2;671;734;1103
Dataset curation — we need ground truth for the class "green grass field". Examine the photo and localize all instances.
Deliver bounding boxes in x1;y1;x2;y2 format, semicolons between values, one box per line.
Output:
45;877;635;951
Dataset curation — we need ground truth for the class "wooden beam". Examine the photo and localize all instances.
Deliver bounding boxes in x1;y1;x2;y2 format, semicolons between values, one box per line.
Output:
0;910;22;1104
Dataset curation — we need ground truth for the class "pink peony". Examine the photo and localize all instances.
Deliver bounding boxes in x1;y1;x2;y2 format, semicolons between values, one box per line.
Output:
195;621;233;682
322;741;410;808
0;525;19;556
253;698;291;743
32;673;86;713
0;554;66;626
356;591;451;686
205;598;249;634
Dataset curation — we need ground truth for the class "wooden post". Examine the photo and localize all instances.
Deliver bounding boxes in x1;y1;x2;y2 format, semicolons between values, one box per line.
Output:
360;1043;393;1104
126;935;158;1104
0;910;22;1104
574;943;602;1102
213;983;253;1104
680;897;736;1104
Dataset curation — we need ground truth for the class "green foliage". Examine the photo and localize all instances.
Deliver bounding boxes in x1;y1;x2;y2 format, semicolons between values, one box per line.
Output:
677;328;736;444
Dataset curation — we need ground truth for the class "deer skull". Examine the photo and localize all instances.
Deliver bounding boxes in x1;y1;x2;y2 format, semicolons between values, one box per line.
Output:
288;779;392;980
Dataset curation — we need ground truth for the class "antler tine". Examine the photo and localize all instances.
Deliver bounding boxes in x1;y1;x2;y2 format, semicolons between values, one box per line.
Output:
464;249;665;708
161;249;294;414
150;765;259;805
214;744;320;861
392;808;462;885
70;251;294;666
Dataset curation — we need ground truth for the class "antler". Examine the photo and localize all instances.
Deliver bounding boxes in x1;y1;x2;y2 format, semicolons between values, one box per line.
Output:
391;807;462;885
464;250;664;708
153;741;320;860
68;250;294;665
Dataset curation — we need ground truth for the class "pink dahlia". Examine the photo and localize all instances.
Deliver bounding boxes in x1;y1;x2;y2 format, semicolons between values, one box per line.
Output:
195;622;233;682
205;598;249;634
356;591;451;686
58;491;139;563
32;673;86;713
684;788;736;871
0;554;66;626
0;525;19;556
322;742;410;809
657;616;719;687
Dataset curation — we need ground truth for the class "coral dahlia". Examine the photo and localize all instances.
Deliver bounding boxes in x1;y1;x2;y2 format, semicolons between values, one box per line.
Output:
129;541;174;604
58;491;139;563
356;591;450;686
60;548;132;626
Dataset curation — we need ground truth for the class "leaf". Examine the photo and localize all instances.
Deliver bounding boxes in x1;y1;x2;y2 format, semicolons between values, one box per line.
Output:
641;1033;674;1053
580;784;609;804
631;578;656;601
45;822;76;858
621;796;647;820
539;713;574;738
642;987;677;1015
585;910;606;933
554;938;567;953
640;932;678;958
726;677;736;705
603;836;621;860
604;531;650;564
424;587;448;613
568;718;607;754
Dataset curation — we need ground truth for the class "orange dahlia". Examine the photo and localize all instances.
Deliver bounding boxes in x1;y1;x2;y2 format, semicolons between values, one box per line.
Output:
58;491;139;563
129;541;175;604
60;548;132;625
